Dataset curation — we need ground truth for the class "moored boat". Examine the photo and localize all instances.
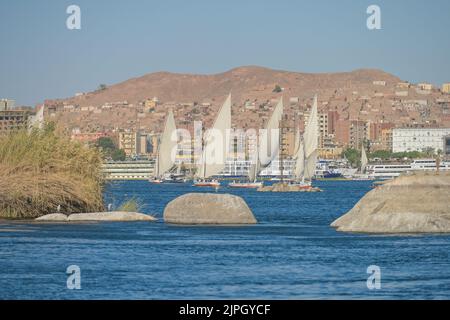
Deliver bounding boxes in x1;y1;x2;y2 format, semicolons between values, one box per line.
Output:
194;94;231;188
193;179;221;187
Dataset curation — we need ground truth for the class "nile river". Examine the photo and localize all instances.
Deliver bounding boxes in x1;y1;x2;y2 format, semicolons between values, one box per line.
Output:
1;180;450;299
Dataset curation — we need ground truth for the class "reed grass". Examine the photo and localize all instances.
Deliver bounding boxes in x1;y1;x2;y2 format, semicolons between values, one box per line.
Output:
0;126;104;219
117;198;142;212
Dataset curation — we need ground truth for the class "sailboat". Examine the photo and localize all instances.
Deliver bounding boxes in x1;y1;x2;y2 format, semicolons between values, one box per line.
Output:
151;110;178;183
229;144;264;188
352;146;373;180
228;98;283;189
289;95;319;189
193;94;232;187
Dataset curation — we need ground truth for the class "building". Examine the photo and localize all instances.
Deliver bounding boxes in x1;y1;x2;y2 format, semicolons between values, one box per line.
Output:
368;122;394;143
442;83;450;94
349;120;368;149
119;131;139;156
417;83;433;91
0;99;15;111
445;136;450;156
0;100;33;134
380;128;393;151
392;128;450;153
335;119;350;146
327;110;340;135
71;131;110;143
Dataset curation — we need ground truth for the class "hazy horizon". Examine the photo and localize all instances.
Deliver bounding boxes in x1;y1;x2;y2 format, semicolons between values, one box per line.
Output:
1;0;450;106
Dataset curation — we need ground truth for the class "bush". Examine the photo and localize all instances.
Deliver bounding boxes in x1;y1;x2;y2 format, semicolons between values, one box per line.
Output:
0;126;104;219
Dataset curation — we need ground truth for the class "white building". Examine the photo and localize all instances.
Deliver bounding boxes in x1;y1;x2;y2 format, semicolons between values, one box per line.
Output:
392;128;450;153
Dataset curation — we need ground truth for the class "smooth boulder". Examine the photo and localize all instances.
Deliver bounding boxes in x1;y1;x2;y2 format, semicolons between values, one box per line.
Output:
35;213;68;221
331;172;450;233
164;193;257;225
36;211;156;222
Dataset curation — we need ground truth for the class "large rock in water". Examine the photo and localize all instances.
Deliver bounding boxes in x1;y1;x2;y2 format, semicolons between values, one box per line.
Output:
331;172;450;233
164;193;257;225
35;211;156;222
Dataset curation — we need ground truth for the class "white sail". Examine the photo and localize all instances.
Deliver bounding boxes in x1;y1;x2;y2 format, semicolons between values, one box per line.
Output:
304;150;318;180
155;110;177;177
360;146;368;173
198;94;232;179
304;95;319;158
259;97;283;167
293;140;305;180
302;95;319;180
293;128;301;156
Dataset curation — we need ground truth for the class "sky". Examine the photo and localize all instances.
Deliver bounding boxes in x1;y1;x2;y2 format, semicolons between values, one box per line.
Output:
1;0;450;106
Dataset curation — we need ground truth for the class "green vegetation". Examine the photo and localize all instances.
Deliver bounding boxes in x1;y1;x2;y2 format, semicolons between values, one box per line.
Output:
342;148;361;167
111;149;126;161
118;198;142;212
95;136;126;161
343;147;438;168
98;84;107;91
273;85;282;93
0;126;104;219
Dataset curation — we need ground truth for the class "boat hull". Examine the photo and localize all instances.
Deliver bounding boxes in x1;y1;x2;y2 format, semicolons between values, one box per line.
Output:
193;181;221;187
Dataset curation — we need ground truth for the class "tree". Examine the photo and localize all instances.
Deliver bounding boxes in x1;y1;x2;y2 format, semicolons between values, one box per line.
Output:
94;136;124;160
111;149;126;161
342;148;360;168
96;137;116;150
273;85;282;93
98;84;107;91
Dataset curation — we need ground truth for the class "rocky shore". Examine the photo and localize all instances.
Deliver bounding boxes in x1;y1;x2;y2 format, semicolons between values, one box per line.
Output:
164;193;257;225
331;172;450;233
35;211;156;222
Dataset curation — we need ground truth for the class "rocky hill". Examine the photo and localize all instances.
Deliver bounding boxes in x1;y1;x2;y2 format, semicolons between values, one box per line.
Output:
44;66;449;134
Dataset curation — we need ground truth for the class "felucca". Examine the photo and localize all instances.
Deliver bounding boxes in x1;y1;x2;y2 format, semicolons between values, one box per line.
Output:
151;109;178;183
289;95;319;189
193;94;231;187
228;98;283;189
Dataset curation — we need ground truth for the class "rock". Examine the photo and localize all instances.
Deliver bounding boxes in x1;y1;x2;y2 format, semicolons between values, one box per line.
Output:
258;183;322;192
331;172;450;233
35;211;156;222
163;193;257;225
35;213;68;221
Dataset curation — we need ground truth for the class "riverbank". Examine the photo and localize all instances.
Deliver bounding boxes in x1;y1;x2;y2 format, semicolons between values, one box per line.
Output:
0;127;105;219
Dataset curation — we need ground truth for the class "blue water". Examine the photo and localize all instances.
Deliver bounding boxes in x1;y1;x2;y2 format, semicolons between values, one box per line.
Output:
1;180;450;299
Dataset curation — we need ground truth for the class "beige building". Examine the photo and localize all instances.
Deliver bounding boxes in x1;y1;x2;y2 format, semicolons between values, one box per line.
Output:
349;120;368;150
119;131;138;156
417;83;434;91
0;100;33;135
442;83;450;94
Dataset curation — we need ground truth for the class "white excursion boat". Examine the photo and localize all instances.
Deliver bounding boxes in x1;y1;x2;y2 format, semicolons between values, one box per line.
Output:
193;94;231;188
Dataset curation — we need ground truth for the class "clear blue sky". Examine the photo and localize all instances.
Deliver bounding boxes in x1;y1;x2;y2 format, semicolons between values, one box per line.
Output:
1;0;450;106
